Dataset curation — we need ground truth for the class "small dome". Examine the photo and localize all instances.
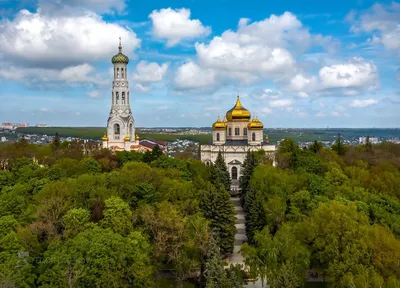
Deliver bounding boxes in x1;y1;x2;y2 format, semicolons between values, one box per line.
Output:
226;96;251;122
212;116;227;130
124;136;130;141
102;132;108;141
135;134;140;140
248;117;264;130
111;38;129;64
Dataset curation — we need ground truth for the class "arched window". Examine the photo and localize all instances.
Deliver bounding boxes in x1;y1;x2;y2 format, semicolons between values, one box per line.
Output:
228;128;232;136
122;92;125;104
216;133;220;142
117;68;120;78
127;92;129;104
231;166;238;180
252;132;256;141
130;123;133;137
121;68;124;78
116;92;119;104
244;128;247;136
235;127;240;135
114;123;120;135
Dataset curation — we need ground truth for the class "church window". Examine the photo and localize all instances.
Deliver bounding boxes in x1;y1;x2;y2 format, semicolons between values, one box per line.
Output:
116;92;119;104
244;128;247;136
121;68;124;78
130;123;133;137
216;133;220;142
252;132;256;141
235;127;240;135
127;92;129;104
117;68;120;78
231;166;238;180
122;92;125;104
228;128;232;136
114;123;120;135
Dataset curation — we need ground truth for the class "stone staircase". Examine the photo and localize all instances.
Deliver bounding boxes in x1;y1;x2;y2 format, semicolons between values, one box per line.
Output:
229;197;247;265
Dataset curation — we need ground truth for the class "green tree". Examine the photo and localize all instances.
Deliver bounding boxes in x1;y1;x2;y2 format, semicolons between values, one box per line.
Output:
244;188;266;243
200;184;235;255
309;140;323;153
51;132;61;152
214;151;231;191
39;226;154;287
332;133;346;156
239;151;258;204
204;233;228;288
101;196;133;236
63;208;91;239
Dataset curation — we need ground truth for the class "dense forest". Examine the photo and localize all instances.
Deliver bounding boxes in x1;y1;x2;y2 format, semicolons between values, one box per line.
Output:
240;138;400;287
1;136;400;287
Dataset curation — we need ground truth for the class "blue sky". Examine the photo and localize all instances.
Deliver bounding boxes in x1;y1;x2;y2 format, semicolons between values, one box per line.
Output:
0;0;399;128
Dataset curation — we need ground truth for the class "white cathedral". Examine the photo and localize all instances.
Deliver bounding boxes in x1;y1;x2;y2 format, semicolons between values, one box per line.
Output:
200;96;276;189
102;39;143;151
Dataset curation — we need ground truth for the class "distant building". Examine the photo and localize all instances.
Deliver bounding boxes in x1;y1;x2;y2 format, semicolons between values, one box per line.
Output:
1;137;6;142
35;124;49;127
200;96;276;190
359;136;379;145
1;122;29;129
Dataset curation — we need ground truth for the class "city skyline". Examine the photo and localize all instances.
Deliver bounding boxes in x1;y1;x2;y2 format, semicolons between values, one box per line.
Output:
0;0;399;128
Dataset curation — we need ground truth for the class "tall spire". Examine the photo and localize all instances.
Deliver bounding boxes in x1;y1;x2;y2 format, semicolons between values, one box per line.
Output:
118;36;122;53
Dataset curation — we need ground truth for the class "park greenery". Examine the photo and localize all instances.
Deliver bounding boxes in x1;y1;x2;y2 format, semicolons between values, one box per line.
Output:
1;134;400;287
0;138;239;287
240;138;400;287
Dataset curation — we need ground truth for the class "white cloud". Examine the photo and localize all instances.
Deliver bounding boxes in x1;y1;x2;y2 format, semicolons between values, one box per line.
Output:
133;83;151;94
262;107;272;114
350;2;400;53
174;11;338;91
174;62;216;90
0;9;140;68
132;61;169;83
319;57;378;89
149;8;211;46
40;108;50;112
0;63;106;85
350;98;378;108
296;111;308;117
251;88;281;100
87;90;101;98
156;106;168;111
315;112;326;117
204;106;219;111
331;111;340;117
269;99;292;108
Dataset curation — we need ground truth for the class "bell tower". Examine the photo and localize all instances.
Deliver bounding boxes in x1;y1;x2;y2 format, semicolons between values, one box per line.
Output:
103;38;138;151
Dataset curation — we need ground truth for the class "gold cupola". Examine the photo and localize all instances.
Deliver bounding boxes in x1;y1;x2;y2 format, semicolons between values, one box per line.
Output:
135;134;140;140
124;135;130;141
102;132;108;141
226;96;251;122
212;116;227;130
248;116;264;130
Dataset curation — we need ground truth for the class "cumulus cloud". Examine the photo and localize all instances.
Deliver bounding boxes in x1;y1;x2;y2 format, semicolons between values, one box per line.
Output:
287;57;378;96
315;112;326;117
133;83;151;94
149;8;211;46
87;90;101;98
174;11;337;91
251;88;281;100
350;98;378;107
174;62;216;90
0;9;140;69
269;99;292;108
132;61;169;83
350;2;400;53
156;106;168;111
0;64;106;86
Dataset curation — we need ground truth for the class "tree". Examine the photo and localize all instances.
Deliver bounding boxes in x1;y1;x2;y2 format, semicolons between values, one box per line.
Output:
39;226;154;287
62;208;91;239
214;151;231;191
200;184;235;255
309;140;323;154
332;133;346;156
244;188;266;244
239;151;258;204
100;196;133;236
204;233;228;287
51;132;61;152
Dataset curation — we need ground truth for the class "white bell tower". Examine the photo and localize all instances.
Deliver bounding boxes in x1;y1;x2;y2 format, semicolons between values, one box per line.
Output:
103;38;138;151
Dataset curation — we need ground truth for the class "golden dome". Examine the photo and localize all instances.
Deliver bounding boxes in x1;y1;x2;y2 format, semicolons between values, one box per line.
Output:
248;116;264;130
124;136;130;141
212;116;227;130
102;132;108;141
226;96;251;122
135;134;140;140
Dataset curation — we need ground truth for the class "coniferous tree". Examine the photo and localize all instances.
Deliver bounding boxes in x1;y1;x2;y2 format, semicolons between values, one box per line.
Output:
244;188;267;244
365;136;373;153
200;184;235;255
239;151;258;205
309;140;323;154
204;233;228;287
332;133;346;156
214;151;231;191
